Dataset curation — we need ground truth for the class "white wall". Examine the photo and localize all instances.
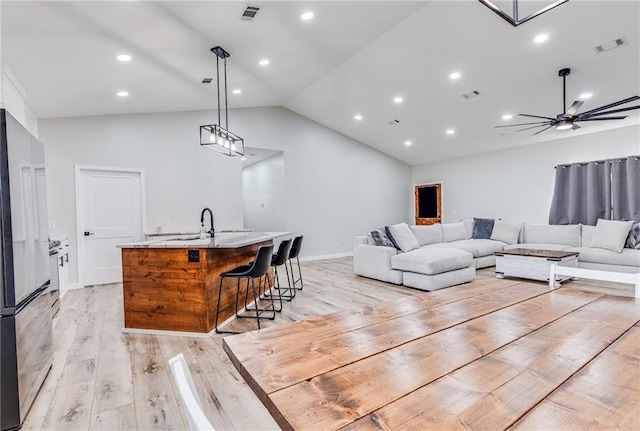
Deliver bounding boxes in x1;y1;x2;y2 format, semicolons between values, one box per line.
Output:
242;154;286;232
412;124;640;224
39;106;411;285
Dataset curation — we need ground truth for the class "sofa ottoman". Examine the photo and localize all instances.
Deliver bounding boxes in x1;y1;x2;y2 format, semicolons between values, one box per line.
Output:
391;248;475;291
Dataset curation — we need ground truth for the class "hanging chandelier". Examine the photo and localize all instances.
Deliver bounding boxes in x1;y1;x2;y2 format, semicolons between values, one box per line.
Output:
478;0;569;27
200;46;244;157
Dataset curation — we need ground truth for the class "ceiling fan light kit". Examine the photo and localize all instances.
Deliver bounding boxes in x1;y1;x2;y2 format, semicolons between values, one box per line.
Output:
200;46;245;157
496;67;640;136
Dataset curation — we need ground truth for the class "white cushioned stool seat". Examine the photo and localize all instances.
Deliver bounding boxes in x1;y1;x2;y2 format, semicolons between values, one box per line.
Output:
391;247;473;275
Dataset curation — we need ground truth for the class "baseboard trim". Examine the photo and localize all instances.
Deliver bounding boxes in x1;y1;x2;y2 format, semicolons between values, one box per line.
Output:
299;252;353;262
60;283;81;299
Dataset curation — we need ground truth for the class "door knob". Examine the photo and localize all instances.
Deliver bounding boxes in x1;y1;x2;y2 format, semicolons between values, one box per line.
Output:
84;231;94;236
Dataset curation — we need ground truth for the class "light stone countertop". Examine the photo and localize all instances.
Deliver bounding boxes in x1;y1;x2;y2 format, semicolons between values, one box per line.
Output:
118;231;293;249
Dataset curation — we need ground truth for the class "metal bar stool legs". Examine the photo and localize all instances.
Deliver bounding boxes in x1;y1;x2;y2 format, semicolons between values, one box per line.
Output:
263;239;294;305
214;244;275;334
289;236;304;291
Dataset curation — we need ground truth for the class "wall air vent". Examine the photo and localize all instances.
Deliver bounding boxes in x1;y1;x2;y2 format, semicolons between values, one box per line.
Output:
462;90;481;99
593;37;627;54
241;4;261;21
202;78;213;84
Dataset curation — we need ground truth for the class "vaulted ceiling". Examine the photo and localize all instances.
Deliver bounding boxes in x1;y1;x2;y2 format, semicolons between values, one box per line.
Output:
2;1;639;165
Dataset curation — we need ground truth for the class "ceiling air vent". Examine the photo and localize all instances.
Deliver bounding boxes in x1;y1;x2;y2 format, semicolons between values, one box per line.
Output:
593;37;627;54
202;78;212;84
387;119;400;126
462;90;481;99
241;4;261;21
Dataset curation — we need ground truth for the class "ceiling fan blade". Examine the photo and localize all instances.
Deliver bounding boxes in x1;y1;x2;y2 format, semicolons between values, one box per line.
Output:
518;113;556;120
579;116;628;121
580;105;640;118
564;100;584;117
577;96;640;117
494;121;551;128
500;124;549;135
532;125;554;135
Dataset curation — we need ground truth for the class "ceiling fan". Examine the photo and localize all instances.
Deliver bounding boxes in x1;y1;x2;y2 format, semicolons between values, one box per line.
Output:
496;68;640;135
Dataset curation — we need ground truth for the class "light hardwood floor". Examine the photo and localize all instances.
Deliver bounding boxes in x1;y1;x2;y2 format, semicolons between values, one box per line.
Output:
22;258;636;430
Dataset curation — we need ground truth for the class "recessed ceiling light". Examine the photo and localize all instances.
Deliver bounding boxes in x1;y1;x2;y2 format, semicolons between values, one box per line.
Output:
241;157;247;161
534;34;549;43
301;11;314;20
354;114;363;121
579;92;593;99
117;91;129;97
502;114;513;120
394;96;403;104
446;129;455;135
259;59;270;66
404;141;412;146
232;89;242;94
116;54;131;62
449;72;461;80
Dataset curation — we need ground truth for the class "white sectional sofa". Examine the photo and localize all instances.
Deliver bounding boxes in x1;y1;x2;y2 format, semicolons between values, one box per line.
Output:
354;220;640;291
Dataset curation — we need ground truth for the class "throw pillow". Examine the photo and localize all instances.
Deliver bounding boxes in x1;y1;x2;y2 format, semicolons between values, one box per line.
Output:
472;218;495;239
370;227;394;247
387;223;420;252
441;221;468;243
590;219;634;253
409;224;443;246
625;222;640;250
490;220;523;245
384;226;401;249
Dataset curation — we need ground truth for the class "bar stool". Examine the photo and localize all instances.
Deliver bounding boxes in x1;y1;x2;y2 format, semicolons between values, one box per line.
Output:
214;244;275;334
263;239;294;308
288;235;304;291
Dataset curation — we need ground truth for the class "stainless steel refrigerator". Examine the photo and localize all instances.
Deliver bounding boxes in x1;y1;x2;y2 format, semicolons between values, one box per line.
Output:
0;109;54;431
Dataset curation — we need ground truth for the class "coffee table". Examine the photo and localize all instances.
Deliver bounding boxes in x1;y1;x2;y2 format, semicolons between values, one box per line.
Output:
495;248;579;286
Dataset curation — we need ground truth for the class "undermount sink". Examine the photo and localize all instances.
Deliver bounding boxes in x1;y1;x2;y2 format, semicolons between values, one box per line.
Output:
159;237;212;246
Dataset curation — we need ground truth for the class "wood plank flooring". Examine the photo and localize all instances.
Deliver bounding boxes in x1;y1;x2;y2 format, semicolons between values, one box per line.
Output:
21;257;639;430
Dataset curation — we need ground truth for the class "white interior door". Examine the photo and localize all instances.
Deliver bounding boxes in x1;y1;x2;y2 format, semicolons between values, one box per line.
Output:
77;168;144;286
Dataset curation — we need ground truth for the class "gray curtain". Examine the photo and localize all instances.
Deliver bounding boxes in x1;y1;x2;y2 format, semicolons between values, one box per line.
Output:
549;161;611;225
612;156;640;222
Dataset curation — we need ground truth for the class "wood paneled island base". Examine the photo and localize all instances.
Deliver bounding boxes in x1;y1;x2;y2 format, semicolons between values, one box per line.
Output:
223;280;640;431
122;240;272;333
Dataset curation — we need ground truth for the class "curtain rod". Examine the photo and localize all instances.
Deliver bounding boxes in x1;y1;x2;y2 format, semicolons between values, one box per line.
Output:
555;155;640;169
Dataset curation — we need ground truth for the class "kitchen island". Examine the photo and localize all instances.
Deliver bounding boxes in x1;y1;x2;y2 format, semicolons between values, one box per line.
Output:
118;232;292;335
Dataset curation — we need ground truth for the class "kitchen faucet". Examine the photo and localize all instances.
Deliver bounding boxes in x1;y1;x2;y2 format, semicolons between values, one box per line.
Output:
200;208;215;238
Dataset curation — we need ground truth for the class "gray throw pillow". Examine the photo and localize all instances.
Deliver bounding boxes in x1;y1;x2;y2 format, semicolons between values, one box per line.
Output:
625;222;640;250
387;223;420;252
490;220;522;245
590;219;634;253
370;227;394;247
473;218;495;239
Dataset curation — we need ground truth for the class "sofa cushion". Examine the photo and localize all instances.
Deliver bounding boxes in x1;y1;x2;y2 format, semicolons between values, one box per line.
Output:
581;224;595;248
590;219;634;253
442;222;468;243
462;219;474;239
567;246;640;267
503;243;572;252
409;224;443;246
391;248;473;275
627;222;640;250
388;223;419;252
490;220;523;245
427;239;507;258
523;224;581;247
472;218;495;239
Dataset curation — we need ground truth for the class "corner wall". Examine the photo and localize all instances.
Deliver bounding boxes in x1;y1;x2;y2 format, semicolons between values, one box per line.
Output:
39;106;411;285
411;124;640;224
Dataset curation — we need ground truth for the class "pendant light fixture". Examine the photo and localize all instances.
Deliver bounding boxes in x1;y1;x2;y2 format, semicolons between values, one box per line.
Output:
478;0;569;27
200;46;244;157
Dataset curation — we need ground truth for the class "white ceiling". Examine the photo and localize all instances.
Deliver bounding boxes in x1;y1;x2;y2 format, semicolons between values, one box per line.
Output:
2;1;639;166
